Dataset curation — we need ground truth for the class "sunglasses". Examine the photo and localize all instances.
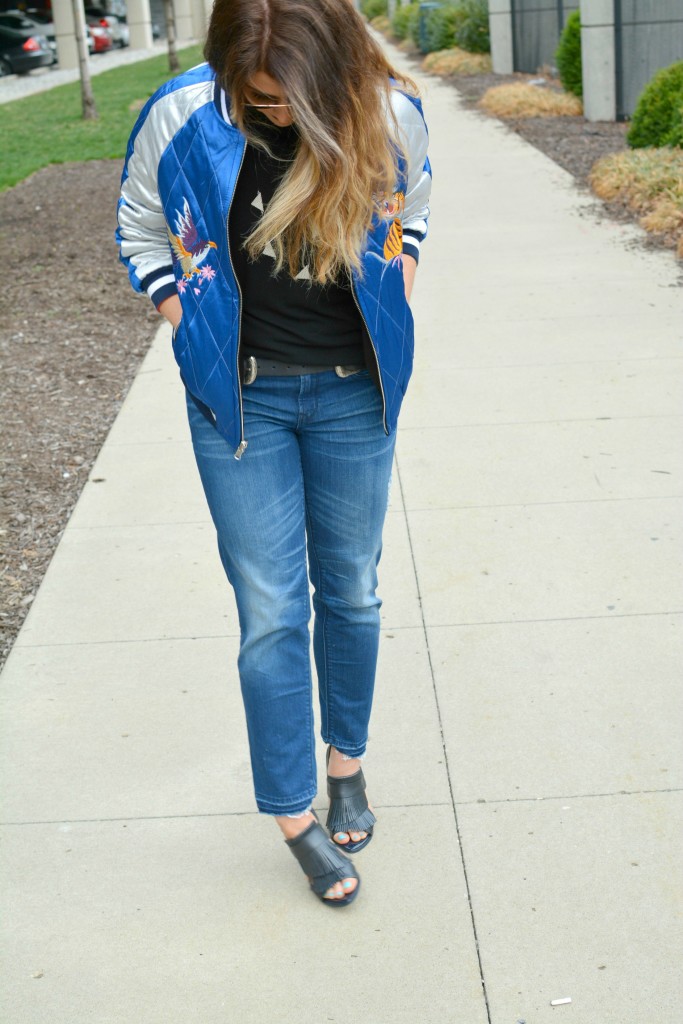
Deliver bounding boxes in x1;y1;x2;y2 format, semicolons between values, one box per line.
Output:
243;88;292;110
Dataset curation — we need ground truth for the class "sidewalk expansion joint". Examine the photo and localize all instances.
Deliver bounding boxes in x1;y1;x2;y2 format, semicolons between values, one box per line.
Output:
107;439;194;447
11;608;682;654
13;632;241;650
0;801;453;828
398;413;683;431
394;452;493;1024
403;495;683;513
454;787;683;808
68;518;213;531
425;610;683;629
411;356;683;371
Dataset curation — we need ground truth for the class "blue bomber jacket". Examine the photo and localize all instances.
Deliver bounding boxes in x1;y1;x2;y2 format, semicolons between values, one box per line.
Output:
117;63;431;458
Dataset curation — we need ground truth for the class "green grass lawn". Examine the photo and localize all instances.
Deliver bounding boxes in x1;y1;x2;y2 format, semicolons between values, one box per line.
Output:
0;45;204;190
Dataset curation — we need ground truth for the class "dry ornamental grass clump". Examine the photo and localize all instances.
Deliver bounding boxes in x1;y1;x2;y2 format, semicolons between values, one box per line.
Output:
479;82;583;118
370;15;391;33
422;47;491;77
590;148;683;257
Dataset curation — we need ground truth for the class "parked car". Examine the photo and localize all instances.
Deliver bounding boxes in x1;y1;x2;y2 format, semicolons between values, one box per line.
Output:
0;10;52;75
23;7;56;63
88;22;113;53
84;5;128;48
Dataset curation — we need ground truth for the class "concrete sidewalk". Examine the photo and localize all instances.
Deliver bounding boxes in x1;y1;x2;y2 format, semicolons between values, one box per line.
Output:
2;37;682;1024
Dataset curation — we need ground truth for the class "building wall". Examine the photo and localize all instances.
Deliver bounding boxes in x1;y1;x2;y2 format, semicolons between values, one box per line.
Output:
616;0;683;117
493;0;683;120
510;0;579;73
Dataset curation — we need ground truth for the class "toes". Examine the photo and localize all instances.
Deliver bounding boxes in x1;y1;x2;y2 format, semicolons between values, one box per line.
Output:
324;878;357;900
332;829;368;846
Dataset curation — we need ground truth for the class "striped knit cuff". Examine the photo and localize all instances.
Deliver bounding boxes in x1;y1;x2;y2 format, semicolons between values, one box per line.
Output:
141;266;177;309
402;232;421;264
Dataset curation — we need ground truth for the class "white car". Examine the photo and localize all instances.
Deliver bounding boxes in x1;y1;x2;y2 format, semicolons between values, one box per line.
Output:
84;5;129;48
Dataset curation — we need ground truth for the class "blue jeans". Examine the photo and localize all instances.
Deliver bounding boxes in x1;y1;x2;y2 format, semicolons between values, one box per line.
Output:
186;370;396;815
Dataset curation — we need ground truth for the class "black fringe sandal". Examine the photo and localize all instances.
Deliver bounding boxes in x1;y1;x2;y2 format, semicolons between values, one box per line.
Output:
286;815;360;908
325;745;376;854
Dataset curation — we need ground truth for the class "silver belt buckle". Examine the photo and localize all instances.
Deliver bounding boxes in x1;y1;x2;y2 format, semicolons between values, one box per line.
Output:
243;356;257;385
334;365;359;378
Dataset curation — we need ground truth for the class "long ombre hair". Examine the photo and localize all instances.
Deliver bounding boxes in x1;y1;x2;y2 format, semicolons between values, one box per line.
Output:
204;0;417;284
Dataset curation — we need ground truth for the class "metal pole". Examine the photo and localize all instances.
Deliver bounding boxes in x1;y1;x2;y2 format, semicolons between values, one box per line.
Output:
614;0;624;120
510;0;518;73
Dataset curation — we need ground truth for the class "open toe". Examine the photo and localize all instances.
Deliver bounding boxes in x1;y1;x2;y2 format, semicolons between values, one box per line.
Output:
286;816;360;908
324;876;358;901
326;746;376;854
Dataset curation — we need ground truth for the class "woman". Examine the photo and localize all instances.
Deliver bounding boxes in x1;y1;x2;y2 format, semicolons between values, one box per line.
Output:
117;0;431;907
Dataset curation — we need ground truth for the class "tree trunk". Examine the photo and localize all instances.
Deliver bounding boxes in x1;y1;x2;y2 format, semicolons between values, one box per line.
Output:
71;0;98;120
163;0;180;74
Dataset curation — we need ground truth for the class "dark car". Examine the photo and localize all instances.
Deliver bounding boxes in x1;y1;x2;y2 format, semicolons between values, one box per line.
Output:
23;7;56;63
0;10;52;75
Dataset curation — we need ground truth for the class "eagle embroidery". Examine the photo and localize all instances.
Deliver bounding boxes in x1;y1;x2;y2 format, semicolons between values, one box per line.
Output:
167;198;217;280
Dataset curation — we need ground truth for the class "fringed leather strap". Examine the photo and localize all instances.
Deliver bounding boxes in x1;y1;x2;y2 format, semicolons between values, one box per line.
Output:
326;768;377;836
286;820;359;896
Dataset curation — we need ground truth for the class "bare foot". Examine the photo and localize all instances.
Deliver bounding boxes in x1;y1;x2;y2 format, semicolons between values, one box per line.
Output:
327;747;375;848
276;810;358;901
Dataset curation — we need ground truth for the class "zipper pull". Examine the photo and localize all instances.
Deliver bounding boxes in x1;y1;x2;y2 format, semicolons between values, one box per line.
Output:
234;440;248;460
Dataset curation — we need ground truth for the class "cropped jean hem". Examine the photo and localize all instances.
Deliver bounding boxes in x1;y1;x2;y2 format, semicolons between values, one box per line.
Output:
255;788;318;816
324;737;368;759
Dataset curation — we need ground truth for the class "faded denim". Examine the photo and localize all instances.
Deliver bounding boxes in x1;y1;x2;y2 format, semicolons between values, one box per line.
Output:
186;370;395;814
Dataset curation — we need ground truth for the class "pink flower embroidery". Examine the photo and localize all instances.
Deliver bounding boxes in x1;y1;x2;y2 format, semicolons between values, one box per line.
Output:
194;287;201;295
200;265;216;282
177;278;187;294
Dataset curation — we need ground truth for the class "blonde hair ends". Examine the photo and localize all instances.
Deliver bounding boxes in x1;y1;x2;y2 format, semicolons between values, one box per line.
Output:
204;0;417;284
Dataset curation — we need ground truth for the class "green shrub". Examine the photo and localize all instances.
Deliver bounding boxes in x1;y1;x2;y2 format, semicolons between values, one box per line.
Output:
361;0;388;18
453;0;490;54
628;61;683;149
419;0;490;55
555;10;582;98
423;4;463;53
391;2;420;41
668;104;683;148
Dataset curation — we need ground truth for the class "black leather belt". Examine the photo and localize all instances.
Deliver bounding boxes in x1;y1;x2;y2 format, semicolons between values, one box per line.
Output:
241;357;364;385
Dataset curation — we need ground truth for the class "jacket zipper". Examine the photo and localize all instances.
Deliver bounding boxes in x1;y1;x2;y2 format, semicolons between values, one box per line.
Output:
227;141;388;448
350;277;389;435
227;140;248;460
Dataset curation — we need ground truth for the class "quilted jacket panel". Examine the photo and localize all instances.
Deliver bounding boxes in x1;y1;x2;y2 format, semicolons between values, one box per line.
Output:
117;65;431;454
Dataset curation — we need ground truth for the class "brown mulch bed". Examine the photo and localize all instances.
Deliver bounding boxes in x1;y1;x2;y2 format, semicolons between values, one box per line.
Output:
0;58;673;670
0;160;160;669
